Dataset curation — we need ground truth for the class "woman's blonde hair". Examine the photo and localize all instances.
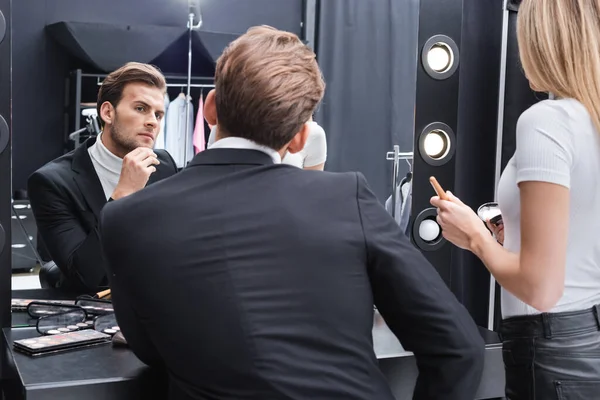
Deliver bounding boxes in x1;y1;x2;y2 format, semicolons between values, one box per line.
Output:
517;0;600;132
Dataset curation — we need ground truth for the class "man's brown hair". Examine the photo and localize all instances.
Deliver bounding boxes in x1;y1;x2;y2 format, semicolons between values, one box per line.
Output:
215;26;325;149
97;62;167;127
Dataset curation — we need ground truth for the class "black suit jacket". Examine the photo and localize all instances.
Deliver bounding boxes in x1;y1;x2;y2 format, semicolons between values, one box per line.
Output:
28;137;177;292
100;149;485;400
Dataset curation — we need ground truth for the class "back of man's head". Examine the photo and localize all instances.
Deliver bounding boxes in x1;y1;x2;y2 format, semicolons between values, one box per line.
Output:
215;26;325;150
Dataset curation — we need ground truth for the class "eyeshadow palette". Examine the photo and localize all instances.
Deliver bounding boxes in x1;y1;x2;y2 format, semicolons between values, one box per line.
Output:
11;299;76;312
78;305;115;315
14;329;111;357
100;326;121;336
42;319;96;335
75;298;114;315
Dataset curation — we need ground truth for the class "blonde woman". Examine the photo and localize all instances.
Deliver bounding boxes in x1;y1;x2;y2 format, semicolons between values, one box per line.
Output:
431;1;600;398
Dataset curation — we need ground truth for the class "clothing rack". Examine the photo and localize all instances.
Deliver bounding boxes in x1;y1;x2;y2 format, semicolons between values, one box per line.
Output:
95;76;214;87
386;145;413;218
185;4;204;165
166;83;214;88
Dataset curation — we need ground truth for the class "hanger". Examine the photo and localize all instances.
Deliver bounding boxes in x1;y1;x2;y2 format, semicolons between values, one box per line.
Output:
404;159;412;184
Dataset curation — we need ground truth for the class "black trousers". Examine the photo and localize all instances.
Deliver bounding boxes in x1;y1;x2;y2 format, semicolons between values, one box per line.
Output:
499;304;600;399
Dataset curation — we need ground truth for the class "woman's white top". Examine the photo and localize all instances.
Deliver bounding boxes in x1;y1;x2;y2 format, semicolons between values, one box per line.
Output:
497;98;600;318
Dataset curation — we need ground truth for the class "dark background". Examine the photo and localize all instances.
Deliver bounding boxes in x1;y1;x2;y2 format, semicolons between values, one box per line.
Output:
11;0;304;192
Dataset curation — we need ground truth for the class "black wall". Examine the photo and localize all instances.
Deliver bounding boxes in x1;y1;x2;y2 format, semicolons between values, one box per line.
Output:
0;0;10;377
11;0;303;192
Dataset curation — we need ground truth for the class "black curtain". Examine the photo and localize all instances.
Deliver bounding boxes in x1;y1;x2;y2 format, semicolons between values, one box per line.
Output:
315;0;419;202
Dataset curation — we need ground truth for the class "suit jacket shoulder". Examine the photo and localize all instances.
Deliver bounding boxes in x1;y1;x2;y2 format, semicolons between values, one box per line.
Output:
29;149;77;187
154;149;178;175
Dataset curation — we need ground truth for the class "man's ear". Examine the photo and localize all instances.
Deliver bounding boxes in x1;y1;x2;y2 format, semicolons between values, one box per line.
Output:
204;89;218;126
100;102;114;126
286;122;310;154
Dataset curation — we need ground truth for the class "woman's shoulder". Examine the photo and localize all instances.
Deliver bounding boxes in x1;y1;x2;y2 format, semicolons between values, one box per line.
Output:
521;98;587;125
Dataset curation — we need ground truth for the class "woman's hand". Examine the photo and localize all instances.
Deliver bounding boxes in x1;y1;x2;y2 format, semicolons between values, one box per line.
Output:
430;191;490;251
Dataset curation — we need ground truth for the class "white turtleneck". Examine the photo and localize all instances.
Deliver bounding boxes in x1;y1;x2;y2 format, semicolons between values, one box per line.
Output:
87;133;123;200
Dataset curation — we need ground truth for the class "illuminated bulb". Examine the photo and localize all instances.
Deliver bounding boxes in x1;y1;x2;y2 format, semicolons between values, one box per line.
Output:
423;131;446;158
419;219;440;242
427;44;452;72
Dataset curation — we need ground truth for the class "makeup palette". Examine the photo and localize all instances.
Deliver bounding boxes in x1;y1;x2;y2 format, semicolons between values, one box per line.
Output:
11;299;75;312
92;312;120;336
14;329;111;357
27;302;85;319
36;309;89;335
75;298;114;316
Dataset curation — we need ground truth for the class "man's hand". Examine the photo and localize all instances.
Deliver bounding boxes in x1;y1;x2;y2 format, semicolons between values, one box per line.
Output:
111;148;160;200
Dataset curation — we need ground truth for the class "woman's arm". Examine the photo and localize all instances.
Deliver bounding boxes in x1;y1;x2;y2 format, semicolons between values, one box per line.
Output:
468;182;569;311
433;100;574;312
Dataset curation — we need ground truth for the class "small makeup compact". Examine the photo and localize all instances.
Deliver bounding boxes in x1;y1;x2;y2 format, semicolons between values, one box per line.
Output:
477;202;503;226
14;329;112;357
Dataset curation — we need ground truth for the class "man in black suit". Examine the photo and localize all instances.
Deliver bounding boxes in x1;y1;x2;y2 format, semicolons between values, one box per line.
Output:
28;62;177;292
100;27;484;399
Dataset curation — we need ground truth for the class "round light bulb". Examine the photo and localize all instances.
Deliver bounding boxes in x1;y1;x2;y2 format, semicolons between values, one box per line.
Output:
423;131;446;158
418;219;440;242
427;44;452;73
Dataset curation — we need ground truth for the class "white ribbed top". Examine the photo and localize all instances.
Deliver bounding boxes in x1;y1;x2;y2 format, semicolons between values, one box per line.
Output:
498;98;600;318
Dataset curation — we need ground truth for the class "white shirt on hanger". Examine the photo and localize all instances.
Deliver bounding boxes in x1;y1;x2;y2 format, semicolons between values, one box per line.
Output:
165;93;195;168
154;92;170;150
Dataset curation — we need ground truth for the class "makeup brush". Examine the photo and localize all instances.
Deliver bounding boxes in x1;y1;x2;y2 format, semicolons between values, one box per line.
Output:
429;176;449;201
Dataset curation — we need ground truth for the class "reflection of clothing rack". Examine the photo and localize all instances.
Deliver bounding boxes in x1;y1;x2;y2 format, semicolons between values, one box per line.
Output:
185;8;204;165
65;70;215;152
386;145;413;218
94;75;214;87
167;83;214;88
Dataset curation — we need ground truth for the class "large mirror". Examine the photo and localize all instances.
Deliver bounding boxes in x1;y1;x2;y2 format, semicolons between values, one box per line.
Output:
8;0;313;303
10;0;421;300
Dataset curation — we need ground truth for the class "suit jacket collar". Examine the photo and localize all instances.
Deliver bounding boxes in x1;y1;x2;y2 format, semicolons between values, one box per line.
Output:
188;148;276;167
72;137;107;219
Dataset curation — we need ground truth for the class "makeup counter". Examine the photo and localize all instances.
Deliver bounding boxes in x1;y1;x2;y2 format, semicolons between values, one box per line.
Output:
2;289;505;400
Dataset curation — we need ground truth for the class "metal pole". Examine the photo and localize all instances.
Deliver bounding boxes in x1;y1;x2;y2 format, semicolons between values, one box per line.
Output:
184;12;194;166
488;0;511;331
391;146;400;219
